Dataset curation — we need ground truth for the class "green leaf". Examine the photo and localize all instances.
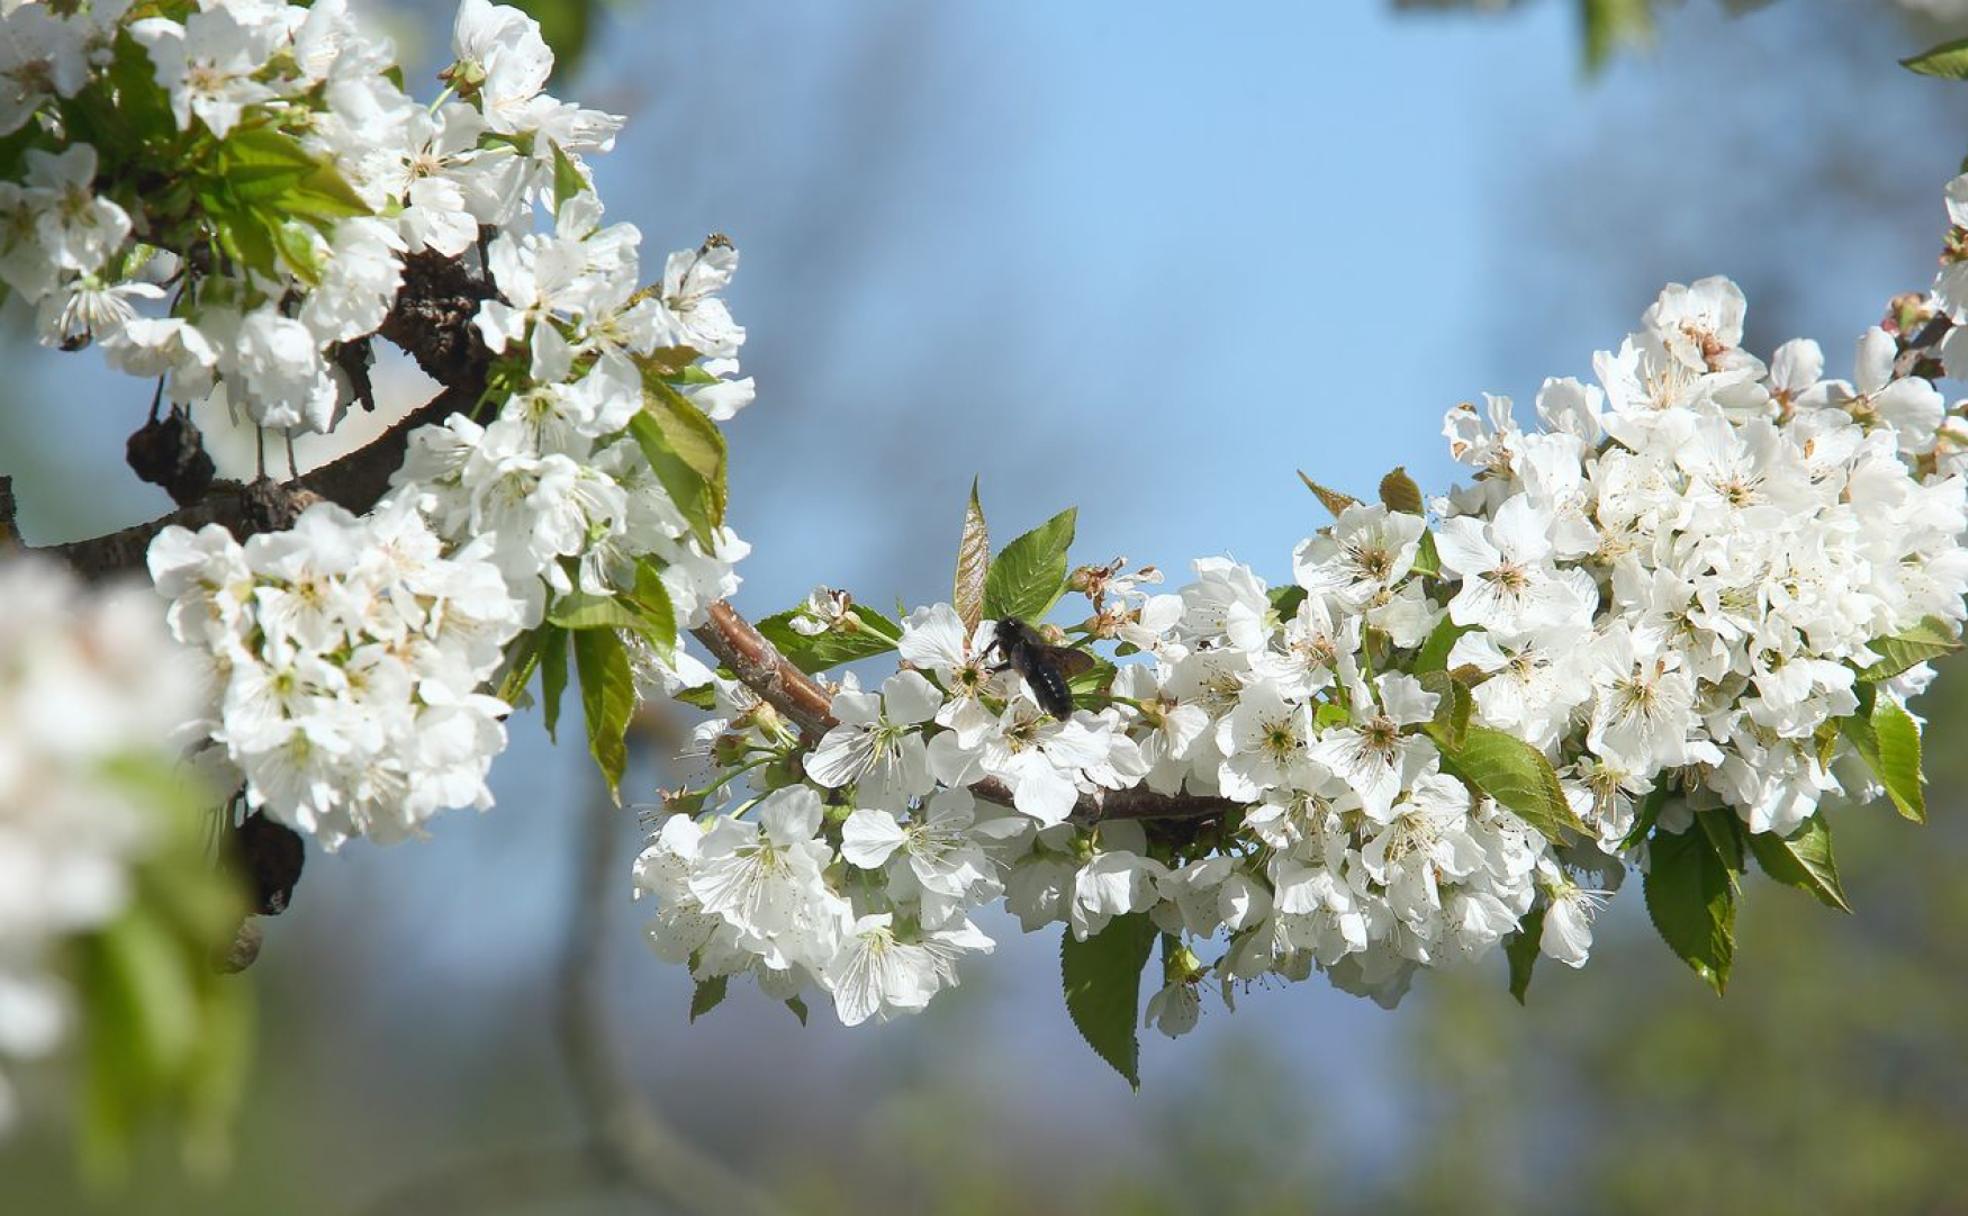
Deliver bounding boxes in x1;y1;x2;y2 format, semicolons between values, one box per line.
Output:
550;140;587;210
1297;470;1357;517
629;560;679;659
1418;670;1473;752
1504;905;1544;1005
1060;913;1157;1090
1267;584;1307;620
77;906;201;1180
673;683;719;711
281;162;371;222
1428;724;1585;844
1378;466;1424;516
1695;806;1745;874
629;382;728;549
1872;696;1925;823
1068;654;1119;701
1581;0;1655;73
72;763;251;1180
548;592;649;633
784;995;810;1026
1412;615;1470;675
1643;825;1736;995
573;629;636;799
1747;815;1851;913
270;218;324;285
756;604;902;674
540;627;570;744
205;199;281;279
689;975;728;1022
983;507;1078;622
1841;692;1925;822
1619;782;1671;850
497;630;546;706
955;477;990;635
1411;529;1442;578
1858;617;1962;681
1902;35;1968;79
1314;701;1351;730
214;126;316;200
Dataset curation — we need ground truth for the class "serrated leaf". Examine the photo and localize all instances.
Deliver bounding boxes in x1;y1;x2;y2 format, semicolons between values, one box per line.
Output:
573;629;636;800
1429;724;1584;844
1695;806;1745;873
540;627;569;744
955;477;990;635
756;604;902;674
1842;693;1925;822
1298;470;1358;517
1747;815;1851;913
1061;913;1157;1090
1379;466;1424;516
1504;905;1544;1004
1643;825;1736;995
1858;617;1962;681
1903;35;1968;79
983;507;1078;622
630;383;728;549
1871;696;1925;822
689;975;728;1022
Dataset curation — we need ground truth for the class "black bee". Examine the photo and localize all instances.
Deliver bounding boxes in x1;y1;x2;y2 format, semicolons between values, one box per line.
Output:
991;617;1095;718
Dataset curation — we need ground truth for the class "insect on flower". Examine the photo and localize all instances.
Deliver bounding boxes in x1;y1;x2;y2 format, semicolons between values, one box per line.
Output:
990;617;1096;718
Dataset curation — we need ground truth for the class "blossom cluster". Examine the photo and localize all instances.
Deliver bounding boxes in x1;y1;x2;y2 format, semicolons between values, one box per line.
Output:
148;497;524;849
638;266;1968;1031
0;557;203;1129
2;0;754;843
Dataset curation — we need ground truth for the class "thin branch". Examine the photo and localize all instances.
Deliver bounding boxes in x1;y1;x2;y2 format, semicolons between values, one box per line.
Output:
28;234;1235;826
46;383;471;579
690;599;1243;827
688;601;839;738
40;248;495;579
352;1143;604;1216
556;778;791;1216
0;474;16;551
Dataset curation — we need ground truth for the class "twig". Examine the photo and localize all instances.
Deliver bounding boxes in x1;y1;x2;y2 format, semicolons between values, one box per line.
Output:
690;599;1243;826
40;248;495;578
0;475;16;551
352;1143;614;1216
555;779;791;1216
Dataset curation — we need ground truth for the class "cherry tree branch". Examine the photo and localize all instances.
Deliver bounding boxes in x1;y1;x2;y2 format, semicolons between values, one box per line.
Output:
43;250;495;579
27;240;1237;827
689;602;1243;827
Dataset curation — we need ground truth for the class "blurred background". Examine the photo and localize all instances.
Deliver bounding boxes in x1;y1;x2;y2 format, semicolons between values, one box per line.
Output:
6;0;1968;1211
